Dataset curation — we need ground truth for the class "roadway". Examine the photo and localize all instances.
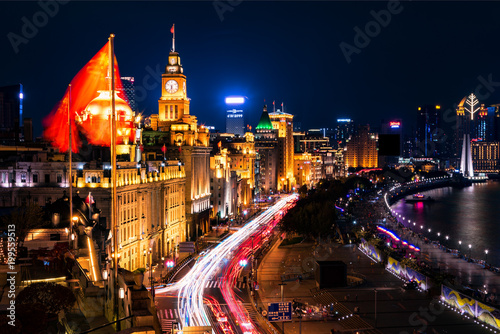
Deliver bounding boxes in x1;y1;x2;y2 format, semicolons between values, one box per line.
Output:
154;194;298;334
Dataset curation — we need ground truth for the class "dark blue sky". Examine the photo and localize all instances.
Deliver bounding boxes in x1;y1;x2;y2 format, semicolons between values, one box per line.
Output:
2;1;500;137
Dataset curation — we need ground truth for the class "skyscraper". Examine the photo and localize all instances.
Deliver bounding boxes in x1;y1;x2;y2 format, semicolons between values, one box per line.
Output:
416;105;440;157
225;96;245;136
334;118;355;149
120;77;137;112
345;125;378;169
0;84;23;145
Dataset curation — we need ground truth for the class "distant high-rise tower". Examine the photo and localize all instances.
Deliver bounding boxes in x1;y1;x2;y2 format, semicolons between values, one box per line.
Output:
225;96;245;136
416;105;440;157
23;118;33;142
334;118;355;149
345;125;378;169
121;77;137;112
0;84;23;145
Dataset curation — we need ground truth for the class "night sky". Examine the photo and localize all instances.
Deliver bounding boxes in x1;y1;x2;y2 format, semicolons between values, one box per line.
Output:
2;1;500;137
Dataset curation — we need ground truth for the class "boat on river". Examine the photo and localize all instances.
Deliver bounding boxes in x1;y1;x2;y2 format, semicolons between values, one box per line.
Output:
405;193;435;203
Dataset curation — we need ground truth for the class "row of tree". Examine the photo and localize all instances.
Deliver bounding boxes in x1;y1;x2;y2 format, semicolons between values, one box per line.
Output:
281;178;362;238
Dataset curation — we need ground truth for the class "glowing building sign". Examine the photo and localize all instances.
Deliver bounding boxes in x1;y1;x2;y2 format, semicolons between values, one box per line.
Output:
225;96;245;104
337;118;352;122
390;121;401;129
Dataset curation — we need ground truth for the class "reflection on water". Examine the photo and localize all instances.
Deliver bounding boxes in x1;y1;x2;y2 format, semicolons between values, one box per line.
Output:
392;181;500;267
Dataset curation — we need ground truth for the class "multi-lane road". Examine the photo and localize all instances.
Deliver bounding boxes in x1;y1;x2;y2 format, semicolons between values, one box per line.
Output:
155;194;298;333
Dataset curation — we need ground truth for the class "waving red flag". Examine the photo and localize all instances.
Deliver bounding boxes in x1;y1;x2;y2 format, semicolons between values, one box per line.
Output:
43;41;125;153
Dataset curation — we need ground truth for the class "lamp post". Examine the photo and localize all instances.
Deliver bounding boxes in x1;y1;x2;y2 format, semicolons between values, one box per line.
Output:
485;250;488;264
161;256;165;280
251;235;254;278
459;240;462;254
469;244;472;259
279;280;287;334
148;248;154;302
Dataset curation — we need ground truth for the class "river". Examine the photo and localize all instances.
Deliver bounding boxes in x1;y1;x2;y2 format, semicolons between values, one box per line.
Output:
391;180;500;267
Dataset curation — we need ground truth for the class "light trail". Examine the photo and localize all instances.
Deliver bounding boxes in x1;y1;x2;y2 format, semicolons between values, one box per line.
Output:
155;194;298;332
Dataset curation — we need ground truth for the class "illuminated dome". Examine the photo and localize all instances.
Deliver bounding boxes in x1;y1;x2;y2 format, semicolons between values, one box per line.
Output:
83;90;133;119
77;90;136;146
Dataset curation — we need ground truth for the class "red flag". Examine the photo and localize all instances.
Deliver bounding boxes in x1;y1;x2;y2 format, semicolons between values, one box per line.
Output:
171;24;174;34
43;41;126;153
161;143;167;153
85;192;95;205
217;141;221;148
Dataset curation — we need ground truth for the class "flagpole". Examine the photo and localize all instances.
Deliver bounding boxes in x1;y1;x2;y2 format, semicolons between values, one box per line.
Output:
109;33;120;331
68;84;73;249
172;23;175;52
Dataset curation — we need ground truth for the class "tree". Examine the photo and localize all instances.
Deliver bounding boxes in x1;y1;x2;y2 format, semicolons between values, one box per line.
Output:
298;185;308;199
16;282;76;317
1;203;44;250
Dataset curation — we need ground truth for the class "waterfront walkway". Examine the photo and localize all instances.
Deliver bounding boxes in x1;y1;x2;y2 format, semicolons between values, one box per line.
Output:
256;238;492;334
389;220;500;302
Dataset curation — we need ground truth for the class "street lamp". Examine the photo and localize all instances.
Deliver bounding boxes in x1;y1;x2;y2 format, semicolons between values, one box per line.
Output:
251;235;255;278
469;244;472;259
279;280;287;333
146;248;154;302
485;250;488;263
161;257;165;280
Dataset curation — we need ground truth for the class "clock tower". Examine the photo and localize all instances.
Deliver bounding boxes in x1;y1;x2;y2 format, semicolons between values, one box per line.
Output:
157;50;190;126
145;26;211;243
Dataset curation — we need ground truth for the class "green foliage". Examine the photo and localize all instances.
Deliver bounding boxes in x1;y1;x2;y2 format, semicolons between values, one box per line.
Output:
133;267;146;274
344;176;373;191
298;185;308;199
279;179;348;239
280;236;304;246
17;282;76;316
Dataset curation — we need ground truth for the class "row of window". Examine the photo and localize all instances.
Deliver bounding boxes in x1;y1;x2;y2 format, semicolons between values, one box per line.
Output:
1;172;62;184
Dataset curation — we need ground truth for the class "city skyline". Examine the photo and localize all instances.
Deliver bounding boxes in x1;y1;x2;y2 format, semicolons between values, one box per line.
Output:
2;1;500;137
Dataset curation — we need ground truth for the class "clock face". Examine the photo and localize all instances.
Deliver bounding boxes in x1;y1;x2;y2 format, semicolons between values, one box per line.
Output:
169;57;176;65
165;80;179;94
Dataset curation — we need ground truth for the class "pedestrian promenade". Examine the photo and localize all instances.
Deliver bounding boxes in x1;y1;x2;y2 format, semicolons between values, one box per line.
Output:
391;221;500;302
256;236;493;334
